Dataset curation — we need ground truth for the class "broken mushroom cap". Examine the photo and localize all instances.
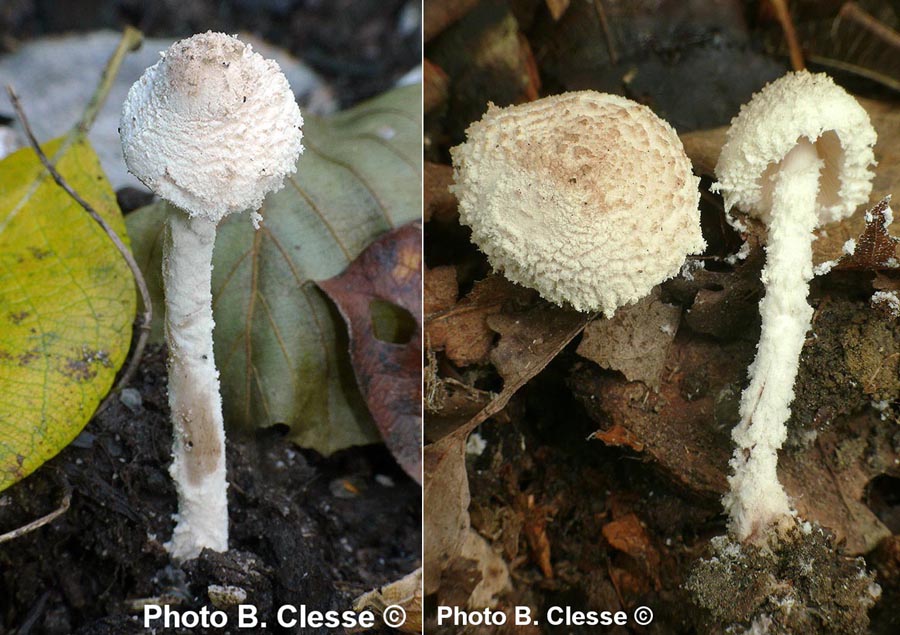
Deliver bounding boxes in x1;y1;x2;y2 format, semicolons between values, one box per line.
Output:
714;71;876;226
120;31;304;223
450;91;705;316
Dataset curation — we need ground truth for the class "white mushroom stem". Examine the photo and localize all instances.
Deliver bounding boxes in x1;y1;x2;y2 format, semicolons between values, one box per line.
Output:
724;139;823;542
120;32;303;562
162;211;228;560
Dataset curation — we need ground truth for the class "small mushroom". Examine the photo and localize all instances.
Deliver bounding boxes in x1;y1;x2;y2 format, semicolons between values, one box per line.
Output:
120;31;303;560
713;71;876;543
450;91;705;315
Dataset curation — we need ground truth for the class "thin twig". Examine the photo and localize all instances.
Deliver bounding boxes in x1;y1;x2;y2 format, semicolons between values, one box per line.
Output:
448;311;595;443
7;86;152;395
77;26;142;133
769;0;805;70
0;475;72;544
837;2;900;50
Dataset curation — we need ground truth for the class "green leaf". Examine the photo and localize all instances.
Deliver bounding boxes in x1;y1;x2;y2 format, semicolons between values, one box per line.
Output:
126;84;421;455
0;136;136;490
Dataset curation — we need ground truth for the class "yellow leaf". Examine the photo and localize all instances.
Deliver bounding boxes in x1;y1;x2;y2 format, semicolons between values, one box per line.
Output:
0;135;135;490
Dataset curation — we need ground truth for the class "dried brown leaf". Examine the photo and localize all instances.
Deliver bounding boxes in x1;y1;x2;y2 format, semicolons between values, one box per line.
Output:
873;273;900;293
603;513;654;559
424;265;458;316
353;568;422;634
427;276;534;367
520;495;554;579
470;504;523;563
437;555;482;608
424;161;457;223
488;303;591;385
318;223;422;483
458;529;510;608
576;294;681;389
427;302;593;442
590;424;644;452
517;33;542;103
602;512;661;590
571;303;900;554
424;433;470;595
425;378;493;442
780;417;894;554
680;125;726;178
834;198;899;271
424;302;592;598
572;335;744;496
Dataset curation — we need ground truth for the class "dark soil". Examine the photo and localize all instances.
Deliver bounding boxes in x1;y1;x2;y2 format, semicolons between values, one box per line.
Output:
688;523;878;634
0;346;420;634
425;354;719;635
425;341;900;635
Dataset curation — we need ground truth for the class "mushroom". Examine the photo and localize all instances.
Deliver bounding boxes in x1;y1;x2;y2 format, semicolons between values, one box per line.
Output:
450;91;705;316
120;31;303;560
713;71;876;543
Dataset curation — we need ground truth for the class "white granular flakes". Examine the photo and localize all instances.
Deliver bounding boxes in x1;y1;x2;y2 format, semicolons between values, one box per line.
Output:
872;290;900;317
120;31;304;223
451;91;705;316
714;71;875;226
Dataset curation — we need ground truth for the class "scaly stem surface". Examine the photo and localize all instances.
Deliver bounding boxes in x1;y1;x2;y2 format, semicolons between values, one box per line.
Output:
724;139;822;542
163;212;228;560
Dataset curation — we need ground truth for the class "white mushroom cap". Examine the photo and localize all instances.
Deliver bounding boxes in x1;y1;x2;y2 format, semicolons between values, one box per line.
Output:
714;71;876;226
120;31;304;223
450;91;705;316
